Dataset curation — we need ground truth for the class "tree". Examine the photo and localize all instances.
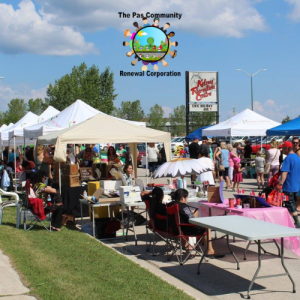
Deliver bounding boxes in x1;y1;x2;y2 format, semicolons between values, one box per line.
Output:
169;105;186;136
282;115;291;124
27;98;46;115
46;63;117;114
147;37;154;47
189;112;215;132
114;100;145;121
3;99;27;124
148;104;166;130
0;112;5;126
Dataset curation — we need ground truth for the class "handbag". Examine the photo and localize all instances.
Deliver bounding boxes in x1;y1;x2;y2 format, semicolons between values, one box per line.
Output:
264;149;278;174
267;190;284;207
218;151;225;171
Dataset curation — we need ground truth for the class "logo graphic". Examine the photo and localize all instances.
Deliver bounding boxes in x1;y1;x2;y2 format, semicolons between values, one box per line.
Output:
123;17;178;71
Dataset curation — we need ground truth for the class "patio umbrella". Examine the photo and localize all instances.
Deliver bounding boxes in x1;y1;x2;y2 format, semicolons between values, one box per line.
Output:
152;158;213;178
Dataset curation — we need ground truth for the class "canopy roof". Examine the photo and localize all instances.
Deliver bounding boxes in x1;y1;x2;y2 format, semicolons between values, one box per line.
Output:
266;117;300;136
0;112;39;141
202;109;280;137
185;126;212;141
37;106;60;123
37;113;171;162
24;99;146;139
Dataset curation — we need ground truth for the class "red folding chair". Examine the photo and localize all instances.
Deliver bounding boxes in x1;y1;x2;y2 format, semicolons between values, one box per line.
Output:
166;204;205;265
144;200;169;256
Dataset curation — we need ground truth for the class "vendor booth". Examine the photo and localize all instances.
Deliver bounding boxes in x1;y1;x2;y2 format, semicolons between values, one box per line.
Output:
266;116;300;136
185;125;212;141
202;109;280;137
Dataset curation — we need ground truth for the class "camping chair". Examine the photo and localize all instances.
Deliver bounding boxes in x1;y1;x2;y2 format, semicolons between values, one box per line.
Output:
144;199;169;256
166;204;206;265
23;180;52;231
0;189;21;227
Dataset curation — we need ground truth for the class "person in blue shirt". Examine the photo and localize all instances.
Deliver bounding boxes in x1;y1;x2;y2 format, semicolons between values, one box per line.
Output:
142;17;150;27
8;148;19;163
277;141;300;228
93;144;100;156
215;143;231;189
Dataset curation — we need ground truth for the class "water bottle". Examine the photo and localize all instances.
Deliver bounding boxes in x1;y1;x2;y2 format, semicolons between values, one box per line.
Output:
83;190;87;198
47;195;52;202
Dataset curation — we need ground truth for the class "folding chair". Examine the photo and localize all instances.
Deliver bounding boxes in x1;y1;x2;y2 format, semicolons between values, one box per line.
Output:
23;180;52;231
144;199;169;256
0;189;21;227
166;204;206;265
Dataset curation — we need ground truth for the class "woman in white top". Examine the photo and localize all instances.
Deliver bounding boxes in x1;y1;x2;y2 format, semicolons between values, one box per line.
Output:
196;148;215;186
147;143;158;177
265;140;280;181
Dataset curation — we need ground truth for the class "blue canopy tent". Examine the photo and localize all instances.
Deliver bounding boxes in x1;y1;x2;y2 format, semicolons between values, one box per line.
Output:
185;125;212;141
266;117;300;136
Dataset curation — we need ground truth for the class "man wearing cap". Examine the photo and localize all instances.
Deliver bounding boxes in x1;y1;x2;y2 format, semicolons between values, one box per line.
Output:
199;136;210;158
276;141;300;228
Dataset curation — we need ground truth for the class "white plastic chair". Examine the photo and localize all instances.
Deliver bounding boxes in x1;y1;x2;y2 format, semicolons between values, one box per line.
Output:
0;189;21;228
135;178;145;191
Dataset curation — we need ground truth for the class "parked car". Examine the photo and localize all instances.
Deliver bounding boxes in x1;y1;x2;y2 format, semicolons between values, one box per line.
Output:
137;143;146;165
171;137;186;152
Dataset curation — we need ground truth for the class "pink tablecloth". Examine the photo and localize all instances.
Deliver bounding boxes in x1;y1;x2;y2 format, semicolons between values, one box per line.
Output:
198;201;300;256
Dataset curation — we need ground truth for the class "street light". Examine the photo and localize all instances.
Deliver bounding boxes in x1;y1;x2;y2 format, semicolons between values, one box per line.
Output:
236;68;267;111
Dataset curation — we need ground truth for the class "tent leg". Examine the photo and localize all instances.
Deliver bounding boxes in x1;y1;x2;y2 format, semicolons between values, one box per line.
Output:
14;137;17;180
59;162;61;194
146;143;148;185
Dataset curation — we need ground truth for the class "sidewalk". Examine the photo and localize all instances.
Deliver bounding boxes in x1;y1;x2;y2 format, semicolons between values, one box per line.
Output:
0;249;36;299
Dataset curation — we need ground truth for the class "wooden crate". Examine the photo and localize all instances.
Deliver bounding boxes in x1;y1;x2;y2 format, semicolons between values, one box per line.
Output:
61;164;79;175
61;175;80;187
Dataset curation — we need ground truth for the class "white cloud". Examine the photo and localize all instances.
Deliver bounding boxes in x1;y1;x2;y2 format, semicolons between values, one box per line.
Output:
253;99;292;122
38;0;267;37
286;0;300;22
0;0;97;55
162;106;172;117
0;82;48;112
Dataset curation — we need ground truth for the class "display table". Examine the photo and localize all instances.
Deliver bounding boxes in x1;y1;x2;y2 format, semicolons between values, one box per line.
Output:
198;201;300;256
190;215;300;299
80;198;121;237
61;186;88;217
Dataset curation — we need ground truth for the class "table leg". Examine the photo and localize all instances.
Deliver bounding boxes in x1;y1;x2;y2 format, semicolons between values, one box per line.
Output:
247;240;262;299
92;206;95;238
280;237;296;293
108;205;111;218
226;235;240;270
80;202;83;225
121;206;125;241
197;228;209;275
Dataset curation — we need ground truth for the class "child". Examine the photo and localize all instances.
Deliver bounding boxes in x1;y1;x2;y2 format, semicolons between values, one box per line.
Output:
255;151;265;189
232;157;244;192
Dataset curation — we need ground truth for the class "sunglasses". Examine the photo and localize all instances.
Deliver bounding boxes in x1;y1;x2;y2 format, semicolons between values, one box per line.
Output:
293;142;299;144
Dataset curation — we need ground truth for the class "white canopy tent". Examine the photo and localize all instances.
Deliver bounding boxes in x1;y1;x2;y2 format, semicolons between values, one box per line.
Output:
0;112;39;145
24;99;146;140
202;109;280;137
37;106;60;124
37;112;171;162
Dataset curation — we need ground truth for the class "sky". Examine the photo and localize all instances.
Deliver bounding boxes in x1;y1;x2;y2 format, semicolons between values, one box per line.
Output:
0;0;300;123
137;27;166;47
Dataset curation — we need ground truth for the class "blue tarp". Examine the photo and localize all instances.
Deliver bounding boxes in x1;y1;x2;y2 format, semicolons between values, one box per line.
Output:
266;117;300;136
185;126;212;141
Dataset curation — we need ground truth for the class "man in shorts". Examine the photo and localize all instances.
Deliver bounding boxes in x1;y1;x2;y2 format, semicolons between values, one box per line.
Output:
277;141;300;228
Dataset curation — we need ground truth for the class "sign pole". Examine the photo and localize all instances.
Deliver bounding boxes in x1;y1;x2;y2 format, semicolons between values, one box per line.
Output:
216;71;220;124
185;71;190;136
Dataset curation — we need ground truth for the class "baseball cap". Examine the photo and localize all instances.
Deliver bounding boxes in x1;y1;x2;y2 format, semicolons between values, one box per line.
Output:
207;138;212;143
279;141;293;148
202;136;208;141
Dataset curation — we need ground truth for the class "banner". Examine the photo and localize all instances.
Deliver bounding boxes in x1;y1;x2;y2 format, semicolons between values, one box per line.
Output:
188;71;218;103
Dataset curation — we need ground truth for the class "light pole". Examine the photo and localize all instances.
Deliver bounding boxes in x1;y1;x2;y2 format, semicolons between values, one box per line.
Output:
236;68;267;111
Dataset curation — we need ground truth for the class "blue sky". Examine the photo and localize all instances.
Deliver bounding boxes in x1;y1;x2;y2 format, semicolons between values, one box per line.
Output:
136;27;166;46
1;0;300;123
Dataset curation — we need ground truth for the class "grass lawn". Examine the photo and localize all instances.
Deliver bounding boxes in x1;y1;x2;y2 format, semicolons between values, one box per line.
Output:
0;207;193;300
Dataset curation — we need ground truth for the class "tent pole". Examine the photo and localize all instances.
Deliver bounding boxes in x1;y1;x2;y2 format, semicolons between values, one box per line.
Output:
1;140;3;160
146;143;148;185
14;137;17;180
59;162;61;194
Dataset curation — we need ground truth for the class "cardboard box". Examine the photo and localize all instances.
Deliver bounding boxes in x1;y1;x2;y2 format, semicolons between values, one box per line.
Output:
100;180;123;193
119;186;141;203
61;164;78;175
61;175;80;187
207;186;221;203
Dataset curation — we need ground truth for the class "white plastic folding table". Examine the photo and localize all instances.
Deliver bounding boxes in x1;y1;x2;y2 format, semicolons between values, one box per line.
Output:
190;215;300;299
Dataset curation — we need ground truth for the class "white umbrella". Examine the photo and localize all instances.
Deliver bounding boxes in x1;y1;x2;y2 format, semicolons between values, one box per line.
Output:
153;158;213;178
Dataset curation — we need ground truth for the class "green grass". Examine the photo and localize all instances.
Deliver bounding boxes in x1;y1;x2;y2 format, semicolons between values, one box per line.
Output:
0;207;193;300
